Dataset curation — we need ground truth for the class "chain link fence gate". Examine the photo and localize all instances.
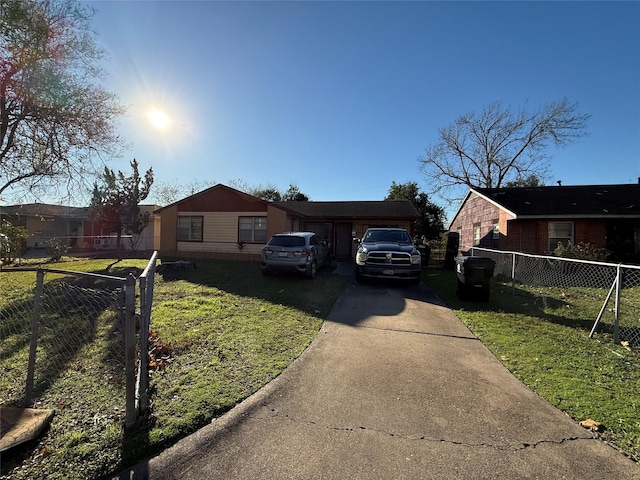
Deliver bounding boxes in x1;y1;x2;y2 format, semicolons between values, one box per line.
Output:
470;247;640;349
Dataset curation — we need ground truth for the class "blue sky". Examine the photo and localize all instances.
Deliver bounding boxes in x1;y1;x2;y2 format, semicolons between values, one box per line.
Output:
87;0;640;213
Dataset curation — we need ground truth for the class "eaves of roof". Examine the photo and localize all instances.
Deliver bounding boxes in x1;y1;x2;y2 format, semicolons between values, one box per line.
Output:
272;200;420;219
0;203;89;218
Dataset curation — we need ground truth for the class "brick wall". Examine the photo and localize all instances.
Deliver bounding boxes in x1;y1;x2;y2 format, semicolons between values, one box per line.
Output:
450;192;608;255
449;192;502;250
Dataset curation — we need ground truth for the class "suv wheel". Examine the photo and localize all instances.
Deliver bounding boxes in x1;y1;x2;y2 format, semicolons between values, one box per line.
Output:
306;261;317;279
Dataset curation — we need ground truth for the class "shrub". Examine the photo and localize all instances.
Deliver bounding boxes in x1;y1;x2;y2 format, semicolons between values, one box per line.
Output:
553;240;609;262
45;237;70;261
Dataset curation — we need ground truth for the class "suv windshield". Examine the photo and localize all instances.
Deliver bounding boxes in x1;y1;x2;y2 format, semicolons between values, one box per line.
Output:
363;230;411;243
268;236;306;247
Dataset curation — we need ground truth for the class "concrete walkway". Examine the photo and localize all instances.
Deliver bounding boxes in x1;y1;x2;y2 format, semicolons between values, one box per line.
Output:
117;269;639;479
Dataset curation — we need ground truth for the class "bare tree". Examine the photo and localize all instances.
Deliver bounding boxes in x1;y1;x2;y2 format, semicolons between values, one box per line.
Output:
419;98;589;200
0;0;125;202
149;179;215;206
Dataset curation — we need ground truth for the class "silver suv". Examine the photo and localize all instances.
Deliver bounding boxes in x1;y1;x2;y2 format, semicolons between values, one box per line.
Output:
260;232;330;279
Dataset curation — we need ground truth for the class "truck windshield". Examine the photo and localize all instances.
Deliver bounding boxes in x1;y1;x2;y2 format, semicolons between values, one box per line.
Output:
363;230;410;243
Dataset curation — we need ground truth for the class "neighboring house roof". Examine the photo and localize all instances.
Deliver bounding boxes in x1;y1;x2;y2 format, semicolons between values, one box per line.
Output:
1;203;161;218
0;203;89;218
450;183;640;226
272;200;420;219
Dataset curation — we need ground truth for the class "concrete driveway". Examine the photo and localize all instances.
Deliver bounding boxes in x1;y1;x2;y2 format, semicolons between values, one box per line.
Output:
116;270;639;479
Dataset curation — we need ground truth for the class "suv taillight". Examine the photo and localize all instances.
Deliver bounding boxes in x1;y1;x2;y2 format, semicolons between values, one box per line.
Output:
293;248;310;258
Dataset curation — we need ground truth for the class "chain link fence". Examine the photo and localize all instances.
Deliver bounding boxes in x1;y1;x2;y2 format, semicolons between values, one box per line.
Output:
0;253;157;455
470;247;640;348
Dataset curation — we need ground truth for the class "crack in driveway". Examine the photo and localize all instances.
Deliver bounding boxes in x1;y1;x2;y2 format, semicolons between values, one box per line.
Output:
259;404;594;452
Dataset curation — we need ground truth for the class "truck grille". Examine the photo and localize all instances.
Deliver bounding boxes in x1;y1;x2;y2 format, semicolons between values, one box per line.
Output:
366;252;412;266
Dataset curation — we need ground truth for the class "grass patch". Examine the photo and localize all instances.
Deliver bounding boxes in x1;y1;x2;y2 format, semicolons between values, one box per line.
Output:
424;265;640;462
1;258;349;480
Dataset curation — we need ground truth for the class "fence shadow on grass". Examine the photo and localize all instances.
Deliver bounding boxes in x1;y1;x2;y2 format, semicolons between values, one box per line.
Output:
153;258;349;319
426;267;600;332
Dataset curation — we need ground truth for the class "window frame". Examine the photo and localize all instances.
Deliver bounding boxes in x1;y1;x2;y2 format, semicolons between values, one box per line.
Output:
548;221;574;251
473;224;481;246
177;216;203;242
238;216;267;244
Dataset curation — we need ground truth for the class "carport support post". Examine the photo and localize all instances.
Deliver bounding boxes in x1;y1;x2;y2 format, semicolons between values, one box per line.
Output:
124;273;137;428
25;268;44;405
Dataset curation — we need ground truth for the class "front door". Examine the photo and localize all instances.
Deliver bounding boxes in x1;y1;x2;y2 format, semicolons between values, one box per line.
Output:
335;223;353;259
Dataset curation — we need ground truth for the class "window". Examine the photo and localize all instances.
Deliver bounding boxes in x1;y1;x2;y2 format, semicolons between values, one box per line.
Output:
548;222;573;251
492;223;500;248
492;221;500;240
177;216;203;241
473;224;481;246
239;216;267;243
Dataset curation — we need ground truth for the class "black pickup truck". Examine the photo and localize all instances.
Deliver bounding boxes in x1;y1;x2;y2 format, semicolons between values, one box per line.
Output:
353;227;422;284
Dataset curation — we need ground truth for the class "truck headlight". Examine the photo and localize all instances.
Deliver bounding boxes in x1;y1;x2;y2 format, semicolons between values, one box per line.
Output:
355;248;368;265
411;248;421;265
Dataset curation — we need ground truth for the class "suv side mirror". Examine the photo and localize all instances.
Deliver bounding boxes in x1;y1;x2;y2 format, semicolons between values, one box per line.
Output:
353;237;361;243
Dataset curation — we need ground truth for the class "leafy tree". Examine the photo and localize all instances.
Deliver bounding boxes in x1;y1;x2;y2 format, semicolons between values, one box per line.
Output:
0;0;125;201
0;219;27;263
385;181;445;240
252;186;282;202
282;183;309;201
90;159;153;257
419;98;589;200
503;173;544;188
241;182;309;202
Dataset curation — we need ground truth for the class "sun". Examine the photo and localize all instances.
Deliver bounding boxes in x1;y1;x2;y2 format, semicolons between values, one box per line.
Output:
146;108;171;130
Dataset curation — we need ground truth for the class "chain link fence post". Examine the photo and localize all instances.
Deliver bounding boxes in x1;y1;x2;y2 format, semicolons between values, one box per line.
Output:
124;272;137;428
24;268;44;405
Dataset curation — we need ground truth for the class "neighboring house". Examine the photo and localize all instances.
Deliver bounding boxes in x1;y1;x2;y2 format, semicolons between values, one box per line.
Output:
0;203;160;253
154;184;420;260
448;183;640;263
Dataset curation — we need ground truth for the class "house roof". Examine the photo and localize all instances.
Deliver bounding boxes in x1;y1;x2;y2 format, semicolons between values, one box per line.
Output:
0;203;89;218
472;183;640;219
272;200;420;219
154;184;269;213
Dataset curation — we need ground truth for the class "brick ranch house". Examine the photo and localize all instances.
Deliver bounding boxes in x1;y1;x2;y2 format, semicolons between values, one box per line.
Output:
154;184;420;260
448;183;640;263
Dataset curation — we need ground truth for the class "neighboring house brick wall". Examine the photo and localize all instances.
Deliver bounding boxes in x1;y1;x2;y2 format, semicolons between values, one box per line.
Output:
576;220;607;247
497;218;608;254
503;220;541;253
450;192;501;249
